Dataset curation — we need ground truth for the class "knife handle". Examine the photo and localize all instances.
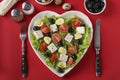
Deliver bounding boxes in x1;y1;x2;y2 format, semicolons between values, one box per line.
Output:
22;54;27;78
96;53;100;77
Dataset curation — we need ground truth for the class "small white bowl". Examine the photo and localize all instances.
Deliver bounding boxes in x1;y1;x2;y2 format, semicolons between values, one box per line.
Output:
84;0;106;15
35;0;53;5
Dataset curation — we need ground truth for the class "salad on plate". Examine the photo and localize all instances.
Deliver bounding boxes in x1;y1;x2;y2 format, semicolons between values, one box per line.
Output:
28;11;92;77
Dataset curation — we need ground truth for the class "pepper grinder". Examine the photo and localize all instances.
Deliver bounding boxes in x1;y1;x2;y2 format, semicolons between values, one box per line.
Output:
11;9;24;22
22;2;34;15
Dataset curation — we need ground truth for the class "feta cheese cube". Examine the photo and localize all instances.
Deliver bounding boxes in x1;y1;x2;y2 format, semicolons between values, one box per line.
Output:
76;27;85;34
50;24;58;32
59;54;68;62
65;33;73;43
74;33;82;40
33;30;43;40
58;62;66;68
47;43;57;53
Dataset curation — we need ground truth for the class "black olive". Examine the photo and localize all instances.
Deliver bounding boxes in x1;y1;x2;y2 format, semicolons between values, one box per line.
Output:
77;39;83;45
80;23;86;27
86;1;93;9
33;26;40;31
58;67;64;73
100;1;105;8
68;27;74;33
44;32;51;37
45;52;51;57
93;3;101;10
95;9;101;13
37;0;42;2
49;18;55;24
72;54;77;60
88;8;93;13
58;41;63;47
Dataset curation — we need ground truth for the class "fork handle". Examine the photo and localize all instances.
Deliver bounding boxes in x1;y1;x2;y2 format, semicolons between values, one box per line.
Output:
22;41;27;78
22;54;27;78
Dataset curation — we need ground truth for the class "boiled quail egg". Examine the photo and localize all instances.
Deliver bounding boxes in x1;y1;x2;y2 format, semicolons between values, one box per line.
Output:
58;47;67;54
74;33;82;40
58;62;66;68
44;36;51;44
55;18;64;25
34;20;43;27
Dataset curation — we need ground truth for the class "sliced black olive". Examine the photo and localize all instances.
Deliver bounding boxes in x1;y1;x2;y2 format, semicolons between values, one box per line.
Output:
45;52;51;57
58;41;63;47
44;32;51;37
86;1;93;9
68;27;74;33
100;1;105;8
77;39;83;45
94;9;101;13
88;8;93;13
49;18;55;24
33;26;40;31
72;54;77;60
80;23;86;27
93;3;101;10
37;0;42;2
58;67;64;73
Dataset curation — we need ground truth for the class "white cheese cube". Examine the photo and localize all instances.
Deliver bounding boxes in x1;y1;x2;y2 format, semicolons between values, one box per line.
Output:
50;24;58;32
47;43;57;53
58;62;66;68
58;47;67;54
59;54;68;62
76;27;85;34
65;33;73;43
74;33;82;40
33;30;43;40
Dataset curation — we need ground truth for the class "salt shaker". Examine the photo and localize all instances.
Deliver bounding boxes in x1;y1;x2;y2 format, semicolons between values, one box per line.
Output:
22;2;34;15
11;9;24;22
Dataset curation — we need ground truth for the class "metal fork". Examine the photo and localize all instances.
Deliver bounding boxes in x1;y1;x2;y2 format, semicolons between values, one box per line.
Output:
20;23;27;78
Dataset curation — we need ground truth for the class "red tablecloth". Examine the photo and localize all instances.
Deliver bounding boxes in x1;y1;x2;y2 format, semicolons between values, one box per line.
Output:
0;0;120;80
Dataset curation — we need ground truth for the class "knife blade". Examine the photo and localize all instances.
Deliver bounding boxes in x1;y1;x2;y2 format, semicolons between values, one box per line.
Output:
94;19;101;77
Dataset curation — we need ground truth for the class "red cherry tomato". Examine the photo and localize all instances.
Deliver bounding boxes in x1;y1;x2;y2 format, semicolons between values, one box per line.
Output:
41;24;50;34
71;18;82;28
52;33;62;43
67;57;74;66
68;45;78;55
59;24;68;33
39;42;48;52
50;53;57;62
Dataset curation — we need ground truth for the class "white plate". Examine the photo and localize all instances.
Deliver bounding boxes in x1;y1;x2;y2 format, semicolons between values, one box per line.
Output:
28;10;93;77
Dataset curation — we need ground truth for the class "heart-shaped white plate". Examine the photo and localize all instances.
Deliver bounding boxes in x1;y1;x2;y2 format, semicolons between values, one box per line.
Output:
28;10;93;77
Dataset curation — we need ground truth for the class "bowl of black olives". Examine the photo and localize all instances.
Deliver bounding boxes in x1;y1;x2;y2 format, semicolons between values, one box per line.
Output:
36;0;53;5
84;0;106;15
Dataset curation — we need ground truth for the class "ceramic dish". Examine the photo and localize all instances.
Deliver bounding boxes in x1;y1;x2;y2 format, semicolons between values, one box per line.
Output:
35;0;53;5
28;11;93;77
84;0;106;15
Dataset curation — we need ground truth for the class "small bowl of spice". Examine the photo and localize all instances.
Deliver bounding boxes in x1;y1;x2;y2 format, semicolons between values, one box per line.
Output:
35;0;53;5
84;0;106;15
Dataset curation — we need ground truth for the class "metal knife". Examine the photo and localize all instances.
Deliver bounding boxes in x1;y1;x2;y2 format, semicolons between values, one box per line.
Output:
94;19;101;77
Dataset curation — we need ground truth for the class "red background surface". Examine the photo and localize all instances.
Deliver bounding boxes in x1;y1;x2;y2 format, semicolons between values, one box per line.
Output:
0;0;120;80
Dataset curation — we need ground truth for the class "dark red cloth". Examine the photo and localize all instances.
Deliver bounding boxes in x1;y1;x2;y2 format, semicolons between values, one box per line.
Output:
0;0;120;80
